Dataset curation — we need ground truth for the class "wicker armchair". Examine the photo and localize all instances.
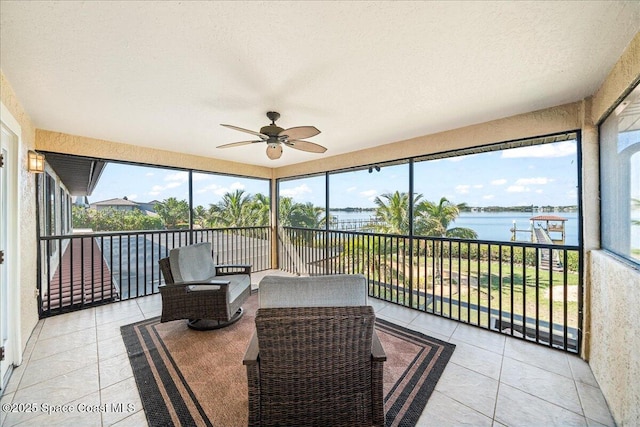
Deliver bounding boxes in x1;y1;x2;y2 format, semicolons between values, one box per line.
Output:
243;275;386;426
158;242;251;330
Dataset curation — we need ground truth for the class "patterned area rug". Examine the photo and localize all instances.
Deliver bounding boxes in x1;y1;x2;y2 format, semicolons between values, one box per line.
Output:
122;294;455;427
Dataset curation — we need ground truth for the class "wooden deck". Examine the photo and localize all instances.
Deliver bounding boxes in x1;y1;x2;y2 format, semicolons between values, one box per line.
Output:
43;237;119;312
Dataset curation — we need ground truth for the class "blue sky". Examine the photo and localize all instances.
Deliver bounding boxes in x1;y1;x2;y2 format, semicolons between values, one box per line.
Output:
281;140;579;208
90;140;579;209
90;167;270;208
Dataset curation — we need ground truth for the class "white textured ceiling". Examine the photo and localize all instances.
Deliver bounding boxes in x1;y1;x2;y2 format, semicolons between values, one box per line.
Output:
1;1;639;167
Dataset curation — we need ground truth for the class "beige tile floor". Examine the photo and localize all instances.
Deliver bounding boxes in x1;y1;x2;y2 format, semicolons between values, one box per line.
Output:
1;271;614;427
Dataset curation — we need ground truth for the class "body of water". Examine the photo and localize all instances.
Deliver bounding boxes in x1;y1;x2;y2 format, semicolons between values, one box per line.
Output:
329;210;580;246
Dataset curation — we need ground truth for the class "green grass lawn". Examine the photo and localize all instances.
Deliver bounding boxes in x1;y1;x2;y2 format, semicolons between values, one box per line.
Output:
366;252;580;328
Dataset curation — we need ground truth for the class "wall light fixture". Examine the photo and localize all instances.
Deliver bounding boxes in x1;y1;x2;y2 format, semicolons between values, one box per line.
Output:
27;151;45;173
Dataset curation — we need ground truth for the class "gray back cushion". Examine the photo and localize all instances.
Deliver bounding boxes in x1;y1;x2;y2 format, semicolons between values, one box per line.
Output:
169;242;216;282
259;274;368;308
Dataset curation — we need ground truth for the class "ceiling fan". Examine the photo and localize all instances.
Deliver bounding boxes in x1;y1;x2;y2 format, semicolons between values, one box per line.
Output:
218;111;326;160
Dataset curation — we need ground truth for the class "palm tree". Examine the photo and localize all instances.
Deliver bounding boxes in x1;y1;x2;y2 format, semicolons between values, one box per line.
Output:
154;197;190;229
192;205;208;228
371;191;420;235
277;197;299;227
292;202;325;229
414;197;477;239
247;193;271;226
277;197;325;229
414;197;477;278
276;197;326;269
369;191;422;296
208;189;252;227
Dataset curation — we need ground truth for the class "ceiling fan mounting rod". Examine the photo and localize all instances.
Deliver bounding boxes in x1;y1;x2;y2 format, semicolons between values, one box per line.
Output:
266;111;280;124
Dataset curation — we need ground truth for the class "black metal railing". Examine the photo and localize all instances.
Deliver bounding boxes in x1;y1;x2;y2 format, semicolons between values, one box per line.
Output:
279;227;582;353
38;226;271;317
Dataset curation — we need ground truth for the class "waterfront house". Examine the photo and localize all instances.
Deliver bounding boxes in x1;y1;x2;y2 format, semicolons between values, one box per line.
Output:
1;2;639;425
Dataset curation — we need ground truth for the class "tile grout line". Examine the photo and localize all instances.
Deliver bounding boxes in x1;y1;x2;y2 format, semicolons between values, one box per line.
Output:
94;308;107;427
492;344;507;425
6;318;46;399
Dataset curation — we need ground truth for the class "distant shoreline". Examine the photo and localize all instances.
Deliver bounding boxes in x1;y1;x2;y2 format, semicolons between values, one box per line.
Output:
330;205;579;213
329;209;580;244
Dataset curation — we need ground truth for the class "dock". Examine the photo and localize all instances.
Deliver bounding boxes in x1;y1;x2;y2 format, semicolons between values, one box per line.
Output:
511;215;568;272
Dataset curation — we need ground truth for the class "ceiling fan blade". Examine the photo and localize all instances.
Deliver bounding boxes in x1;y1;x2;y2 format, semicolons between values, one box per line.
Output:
285;139;327;153
279;126;321;140
216;140;263;149
221;124;267;139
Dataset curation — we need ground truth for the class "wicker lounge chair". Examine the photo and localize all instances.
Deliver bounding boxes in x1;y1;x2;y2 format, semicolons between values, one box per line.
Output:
158;242;251;330
243;274;386;426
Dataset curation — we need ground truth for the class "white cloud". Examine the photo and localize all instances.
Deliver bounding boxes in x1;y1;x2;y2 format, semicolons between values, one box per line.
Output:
196;182;246;197
346;186;357;193
193;174;211;181
455;185;471;194
165;171;189;183
148;171;189;196
491;179;507;185
196;183;221;194
127;194;138;200
483;195;495;200
280;184;312;199
360;189;378;198
515;177;554;185
455;184;482;194
145;172;154;177
506;185;530;193
359;189;379;202
501;141;576;158
535;189;543;194
447;157;465;162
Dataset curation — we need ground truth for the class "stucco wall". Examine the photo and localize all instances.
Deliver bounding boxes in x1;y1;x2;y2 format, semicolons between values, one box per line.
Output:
588;251;640;425
36;130;272;180
591;31;640;125
585;31;640;426
0;70;39;359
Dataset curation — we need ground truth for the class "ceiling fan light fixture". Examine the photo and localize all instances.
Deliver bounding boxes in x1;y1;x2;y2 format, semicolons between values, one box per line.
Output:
266;143;283;160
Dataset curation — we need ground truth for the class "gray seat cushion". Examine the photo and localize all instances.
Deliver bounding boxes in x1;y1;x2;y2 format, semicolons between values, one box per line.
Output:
186;276;227;292
224;274;252;303
188;274;249;304
259;274;368;308
169;242;216;282
168;243;250;305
